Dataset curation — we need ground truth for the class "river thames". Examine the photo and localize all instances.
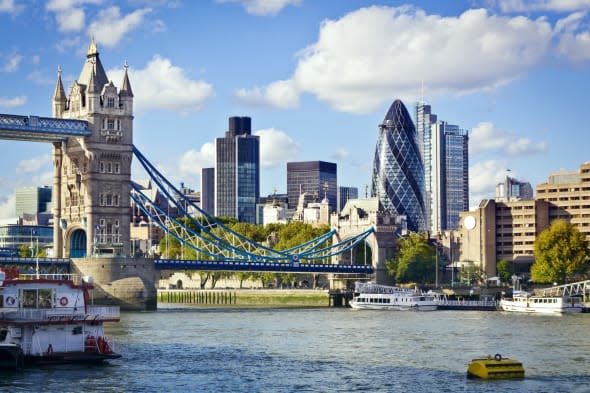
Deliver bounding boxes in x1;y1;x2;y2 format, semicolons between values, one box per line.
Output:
1;307;589;392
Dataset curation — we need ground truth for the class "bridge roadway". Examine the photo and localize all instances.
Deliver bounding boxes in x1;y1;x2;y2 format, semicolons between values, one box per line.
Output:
0;113;90;142
0;256;374;274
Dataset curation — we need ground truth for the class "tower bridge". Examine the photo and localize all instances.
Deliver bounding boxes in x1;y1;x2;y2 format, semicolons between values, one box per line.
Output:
0;40;399;309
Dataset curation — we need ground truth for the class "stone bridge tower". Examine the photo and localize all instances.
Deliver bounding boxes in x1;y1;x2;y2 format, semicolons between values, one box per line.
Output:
331;198;403;288
52;39;133;258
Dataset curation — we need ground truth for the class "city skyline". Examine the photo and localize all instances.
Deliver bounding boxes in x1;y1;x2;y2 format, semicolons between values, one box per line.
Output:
1;1;590;219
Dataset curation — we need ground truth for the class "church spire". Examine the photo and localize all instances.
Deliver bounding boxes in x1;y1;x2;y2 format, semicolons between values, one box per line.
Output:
87;35;98;57
119;60;134;97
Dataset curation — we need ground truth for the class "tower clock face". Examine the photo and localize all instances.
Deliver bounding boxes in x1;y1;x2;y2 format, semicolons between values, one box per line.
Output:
464;215;476;230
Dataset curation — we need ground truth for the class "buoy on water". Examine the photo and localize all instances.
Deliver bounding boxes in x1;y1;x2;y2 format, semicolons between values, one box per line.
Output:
467;354;525;379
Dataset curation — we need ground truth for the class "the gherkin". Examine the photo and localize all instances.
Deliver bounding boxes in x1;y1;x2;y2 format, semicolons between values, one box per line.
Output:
371;99;426;232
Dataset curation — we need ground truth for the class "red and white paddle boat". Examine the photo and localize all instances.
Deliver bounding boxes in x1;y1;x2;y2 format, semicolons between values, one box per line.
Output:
0;269;120;369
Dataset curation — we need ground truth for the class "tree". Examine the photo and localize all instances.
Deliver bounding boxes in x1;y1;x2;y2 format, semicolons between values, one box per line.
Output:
496;259;512;283
531;219;589;284
386;233;435;284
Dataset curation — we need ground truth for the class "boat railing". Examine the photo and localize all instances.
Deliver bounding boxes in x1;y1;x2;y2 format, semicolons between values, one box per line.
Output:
354;282;416;294
0;306;120;322
14;273;82;283
437;299;499;307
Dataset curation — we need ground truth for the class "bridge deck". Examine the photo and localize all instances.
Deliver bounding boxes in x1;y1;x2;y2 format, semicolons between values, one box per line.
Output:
0;113;90;142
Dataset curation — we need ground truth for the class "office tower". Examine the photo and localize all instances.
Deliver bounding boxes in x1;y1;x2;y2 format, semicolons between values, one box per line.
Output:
496;176;534;201
200;167;214;216
287;161;337;214
416;102;437;231
431;121;469;231
215;116;260;223
338;186;359;213
15;186;52;217
417;101;469;233
372;99;426;232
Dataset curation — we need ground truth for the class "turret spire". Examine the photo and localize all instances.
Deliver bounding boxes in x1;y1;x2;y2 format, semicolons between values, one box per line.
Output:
119;60;134;97
53;65;66;102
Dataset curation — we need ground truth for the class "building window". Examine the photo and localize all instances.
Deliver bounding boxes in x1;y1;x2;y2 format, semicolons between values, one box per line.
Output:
100;161;105;173
107;163;112;173
114;163;120;174
107;97;115;108
107;119;115;130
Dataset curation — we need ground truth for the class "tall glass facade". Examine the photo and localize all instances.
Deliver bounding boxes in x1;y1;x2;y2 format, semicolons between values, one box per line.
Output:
416;103;437;232
287;161;337;213
372;99;426;232
442;125;469;230
215;117;260;223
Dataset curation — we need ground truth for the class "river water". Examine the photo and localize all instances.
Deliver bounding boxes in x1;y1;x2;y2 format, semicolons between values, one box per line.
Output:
1;307;589;392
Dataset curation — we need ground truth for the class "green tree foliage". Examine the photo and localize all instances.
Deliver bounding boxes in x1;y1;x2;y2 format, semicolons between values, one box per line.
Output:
531;219;589;284
496;259;512;283
386;233;435;284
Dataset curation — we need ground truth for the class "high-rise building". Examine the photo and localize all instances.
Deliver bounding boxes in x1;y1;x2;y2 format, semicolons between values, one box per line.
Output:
337;186;358;213
286;161;337;215
372;99;426;232
200;167;214;216
416;102;437;230
496;176;534;201
15;186;52;217
215;116;259;223
417;102;469;233
431;121;469;231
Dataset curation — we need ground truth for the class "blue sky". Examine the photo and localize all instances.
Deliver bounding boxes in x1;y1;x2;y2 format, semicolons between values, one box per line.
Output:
1;0;590;218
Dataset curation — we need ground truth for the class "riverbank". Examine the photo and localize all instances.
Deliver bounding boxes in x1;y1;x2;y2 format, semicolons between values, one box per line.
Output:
157;289;330;307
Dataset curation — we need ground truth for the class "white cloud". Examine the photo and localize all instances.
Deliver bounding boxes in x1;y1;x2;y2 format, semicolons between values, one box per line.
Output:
55;36;81;53
241;6;552;114
216;0;301;16
469;159;510;206
27;71;54;85
2;52;22;72
0;0;24;14
88;6;151;48
555;12;590;62
499;0;590;12
0;96;26;108
254;128;301;168
16;155;51;174
470;122;546;156
235;79;299;109
0;194;16;219
330;148;350;161
46;0;103;32
32;55;41;65
177;143;215;179
297;7;553;113
108;55;214;114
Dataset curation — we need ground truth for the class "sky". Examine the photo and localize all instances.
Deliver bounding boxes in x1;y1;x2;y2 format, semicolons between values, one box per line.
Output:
1;0;590;219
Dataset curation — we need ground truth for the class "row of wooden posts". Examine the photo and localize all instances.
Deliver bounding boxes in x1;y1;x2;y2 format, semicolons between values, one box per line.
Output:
158;290;237;305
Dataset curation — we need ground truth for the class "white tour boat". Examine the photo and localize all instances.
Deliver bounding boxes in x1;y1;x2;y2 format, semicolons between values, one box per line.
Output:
349;282;438;311
0;269;121;369
499;290;583;314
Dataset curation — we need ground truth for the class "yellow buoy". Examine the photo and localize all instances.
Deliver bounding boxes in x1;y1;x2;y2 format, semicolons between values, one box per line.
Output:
467;354;525;379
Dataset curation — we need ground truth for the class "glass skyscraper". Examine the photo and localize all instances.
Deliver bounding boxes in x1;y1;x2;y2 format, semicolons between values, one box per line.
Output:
417;102;469;233
215;116;260;223
372;99;426;232
287;161;337;214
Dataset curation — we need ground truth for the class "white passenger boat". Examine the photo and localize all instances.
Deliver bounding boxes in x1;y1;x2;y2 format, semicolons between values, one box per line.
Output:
499;290;583;314
349;282;438;311
0;269;121;369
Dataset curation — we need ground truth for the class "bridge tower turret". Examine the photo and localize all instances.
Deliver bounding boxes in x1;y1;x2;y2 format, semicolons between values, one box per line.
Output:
52;38;134;258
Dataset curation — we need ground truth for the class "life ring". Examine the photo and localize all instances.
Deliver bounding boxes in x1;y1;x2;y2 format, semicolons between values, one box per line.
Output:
59;297;68;306
494;354;502;361
5;296;15;306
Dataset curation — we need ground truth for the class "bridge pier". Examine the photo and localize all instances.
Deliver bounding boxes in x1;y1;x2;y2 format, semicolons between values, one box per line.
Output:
70;257;157;311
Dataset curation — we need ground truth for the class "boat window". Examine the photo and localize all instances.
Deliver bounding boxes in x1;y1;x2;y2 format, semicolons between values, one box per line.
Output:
0;328;7;342
21;289;53;309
